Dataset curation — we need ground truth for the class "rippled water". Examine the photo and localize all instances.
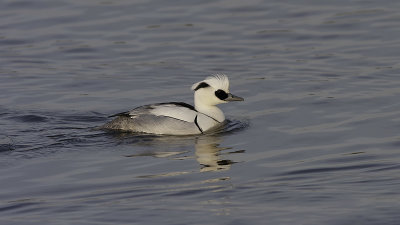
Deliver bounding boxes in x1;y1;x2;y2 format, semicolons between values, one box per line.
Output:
1;0;400;224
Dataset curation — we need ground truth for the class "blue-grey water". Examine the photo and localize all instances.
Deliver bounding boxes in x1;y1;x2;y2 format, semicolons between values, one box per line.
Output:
1;0;400;224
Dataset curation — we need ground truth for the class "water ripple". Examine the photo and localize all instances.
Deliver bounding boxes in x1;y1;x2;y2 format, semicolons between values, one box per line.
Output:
282;163;388;176
1;0;400;224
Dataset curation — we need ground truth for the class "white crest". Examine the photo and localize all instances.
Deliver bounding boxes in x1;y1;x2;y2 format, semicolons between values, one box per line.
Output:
191;74;230;92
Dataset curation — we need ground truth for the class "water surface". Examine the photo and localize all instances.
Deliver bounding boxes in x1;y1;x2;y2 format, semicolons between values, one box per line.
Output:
1;0;400;224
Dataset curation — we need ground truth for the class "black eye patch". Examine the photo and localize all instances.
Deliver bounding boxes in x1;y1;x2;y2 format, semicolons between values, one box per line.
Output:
215;89;228;100
194;82;210;91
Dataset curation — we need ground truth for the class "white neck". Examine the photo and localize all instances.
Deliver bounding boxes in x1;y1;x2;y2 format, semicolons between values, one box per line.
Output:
194;95;225;122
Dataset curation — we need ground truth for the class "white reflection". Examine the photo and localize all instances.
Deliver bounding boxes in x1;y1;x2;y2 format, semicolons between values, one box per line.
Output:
116;132;243;172
195;135;234;172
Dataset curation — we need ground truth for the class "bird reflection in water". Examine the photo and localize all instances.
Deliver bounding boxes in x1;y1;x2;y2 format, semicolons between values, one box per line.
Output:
119;133;245;172
195;135;243;172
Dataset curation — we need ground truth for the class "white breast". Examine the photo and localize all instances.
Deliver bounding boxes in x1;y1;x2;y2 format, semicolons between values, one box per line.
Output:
196;113;220;132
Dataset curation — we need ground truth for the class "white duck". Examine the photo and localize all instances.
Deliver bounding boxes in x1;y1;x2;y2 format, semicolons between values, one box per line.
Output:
102;74;244;135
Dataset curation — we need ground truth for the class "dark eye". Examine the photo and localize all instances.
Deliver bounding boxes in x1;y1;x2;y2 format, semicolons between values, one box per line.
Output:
215;89;228;100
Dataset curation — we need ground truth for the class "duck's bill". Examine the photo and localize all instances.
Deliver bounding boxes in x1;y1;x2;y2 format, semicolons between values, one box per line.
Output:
225;93;244;101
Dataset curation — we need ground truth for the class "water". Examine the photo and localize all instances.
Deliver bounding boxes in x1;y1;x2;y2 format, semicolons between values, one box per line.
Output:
1;0;400;224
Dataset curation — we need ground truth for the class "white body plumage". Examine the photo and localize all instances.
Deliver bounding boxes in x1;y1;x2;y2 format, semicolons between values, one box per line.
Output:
102;74;244;135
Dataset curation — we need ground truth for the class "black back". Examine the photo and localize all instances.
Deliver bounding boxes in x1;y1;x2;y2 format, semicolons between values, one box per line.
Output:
108;102;196;118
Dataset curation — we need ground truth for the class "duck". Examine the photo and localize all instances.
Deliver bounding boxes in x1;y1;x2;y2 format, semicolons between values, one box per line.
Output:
102;74;244;135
